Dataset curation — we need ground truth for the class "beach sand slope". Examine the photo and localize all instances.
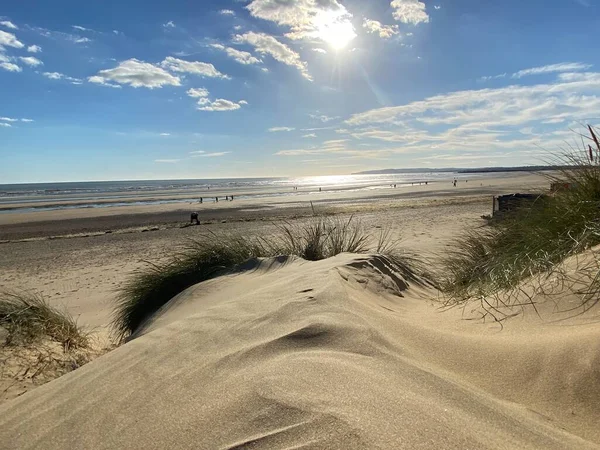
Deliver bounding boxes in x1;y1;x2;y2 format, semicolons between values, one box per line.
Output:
0;253;598;449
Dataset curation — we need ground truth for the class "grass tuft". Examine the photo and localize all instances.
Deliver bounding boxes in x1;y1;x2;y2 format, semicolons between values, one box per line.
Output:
113;216;426;341
0;291;88;350
440;125;600;319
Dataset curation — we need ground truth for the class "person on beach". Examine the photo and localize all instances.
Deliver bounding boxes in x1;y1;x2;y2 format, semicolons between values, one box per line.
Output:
190;212;199;225
215;197;218;203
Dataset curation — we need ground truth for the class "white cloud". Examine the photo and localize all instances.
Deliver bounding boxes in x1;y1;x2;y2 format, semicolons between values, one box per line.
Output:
27;45;42;53
434;5;441;10
309;114;339;122
89;59;181;88
190;150;205;155
245;0;354;44
234;32;311;80
0;21;18;30
72;36;92;44
390;0;430;25
0;30;24;50
339;68;600;159
478;73;507;82
187;87;209;98
43;72;83;84
196;152;230;157
72;25;92;32
362;19;399;39
312;48;327;53
160;56;229;79
0;117;33;123
197;99;246;112
210;43;262;65
268;126;295;132
159;133;171;136
0;62;21;72
0;122;12;128
42;72;63;80
21;118;34;122
18;56;43;66
155;159;180;163
219;9;235;15
88;75;121;88
302;133;317;138
512;62;592;79
163;21;176;28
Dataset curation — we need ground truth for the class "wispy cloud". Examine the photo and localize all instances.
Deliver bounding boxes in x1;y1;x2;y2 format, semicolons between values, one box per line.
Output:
340;68;600;158
163;21;176;28
512;62;592;78
155;159;180;163
0;20;18;30
268;127;295;132
0;117;33;123
72;25;94;32
309;114;340;123
160;56;229;79
191;151;231;157
234;32;312;80
219;9;235;15
18;56;43;67
43;72;83;84
210;43;261;65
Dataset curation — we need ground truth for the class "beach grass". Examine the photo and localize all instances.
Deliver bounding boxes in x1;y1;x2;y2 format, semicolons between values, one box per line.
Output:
440;125;600;317
0;291;89;350
113;216;426;341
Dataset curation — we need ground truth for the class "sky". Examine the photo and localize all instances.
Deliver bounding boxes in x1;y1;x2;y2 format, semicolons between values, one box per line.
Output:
1;0;600;183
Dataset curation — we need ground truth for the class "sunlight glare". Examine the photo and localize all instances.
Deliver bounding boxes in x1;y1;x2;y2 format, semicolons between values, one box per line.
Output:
314;10;356;50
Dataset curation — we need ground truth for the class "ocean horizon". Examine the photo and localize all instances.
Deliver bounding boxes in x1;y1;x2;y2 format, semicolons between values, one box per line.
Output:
0;172;492;212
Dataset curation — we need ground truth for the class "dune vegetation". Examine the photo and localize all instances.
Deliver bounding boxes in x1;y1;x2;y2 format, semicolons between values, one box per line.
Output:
0;291;93;400
0;291;88;350
112;216;428;341
440;125;600;320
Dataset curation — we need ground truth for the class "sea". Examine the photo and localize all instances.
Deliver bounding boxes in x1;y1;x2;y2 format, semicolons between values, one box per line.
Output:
0;172;483;213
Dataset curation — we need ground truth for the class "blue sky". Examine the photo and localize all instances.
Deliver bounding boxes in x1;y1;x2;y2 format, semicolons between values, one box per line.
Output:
1;0;599;183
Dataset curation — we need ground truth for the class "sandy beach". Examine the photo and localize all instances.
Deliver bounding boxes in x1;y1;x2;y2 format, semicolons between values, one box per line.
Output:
3;172;600;448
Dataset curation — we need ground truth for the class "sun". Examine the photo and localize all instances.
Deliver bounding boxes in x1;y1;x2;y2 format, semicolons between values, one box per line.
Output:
313;10;357;50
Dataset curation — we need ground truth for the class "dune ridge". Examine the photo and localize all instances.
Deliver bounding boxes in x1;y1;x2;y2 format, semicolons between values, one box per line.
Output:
1;253;598;449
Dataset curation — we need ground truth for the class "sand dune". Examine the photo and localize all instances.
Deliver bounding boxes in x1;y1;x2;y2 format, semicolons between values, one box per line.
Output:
1;253;598;449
